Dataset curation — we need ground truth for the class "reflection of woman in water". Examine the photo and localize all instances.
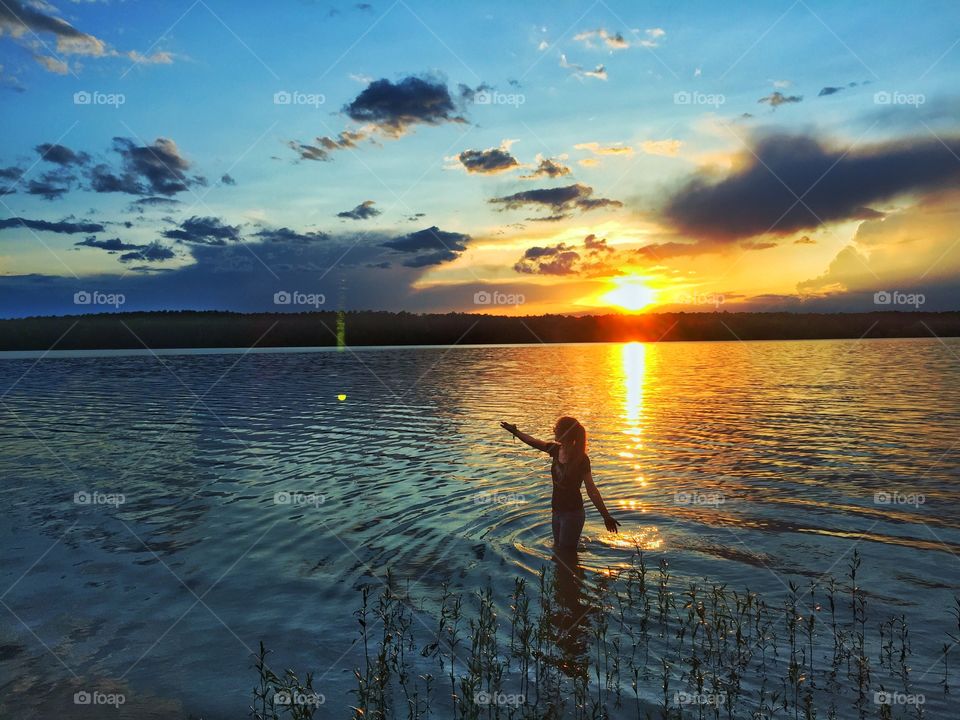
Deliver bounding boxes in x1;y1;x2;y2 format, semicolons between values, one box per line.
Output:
500;416;619;550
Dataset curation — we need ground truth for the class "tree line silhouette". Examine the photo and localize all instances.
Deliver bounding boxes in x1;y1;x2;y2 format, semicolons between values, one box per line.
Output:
1;310;958;351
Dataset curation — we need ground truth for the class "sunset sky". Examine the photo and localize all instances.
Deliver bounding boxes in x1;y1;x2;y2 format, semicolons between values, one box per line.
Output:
0;0;958;317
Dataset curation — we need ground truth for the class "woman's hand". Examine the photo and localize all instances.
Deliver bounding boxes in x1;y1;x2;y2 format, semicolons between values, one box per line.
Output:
603;514;621;533
500;421;518;435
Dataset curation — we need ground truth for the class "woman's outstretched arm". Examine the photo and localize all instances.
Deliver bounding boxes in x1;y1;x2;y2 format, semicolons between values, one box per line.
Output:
584;470;620;532
500;421;550;451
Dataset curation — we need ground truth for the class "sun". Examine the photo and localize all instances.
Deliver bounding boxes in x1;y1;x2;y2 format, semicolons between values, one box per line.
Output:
600;276;658;312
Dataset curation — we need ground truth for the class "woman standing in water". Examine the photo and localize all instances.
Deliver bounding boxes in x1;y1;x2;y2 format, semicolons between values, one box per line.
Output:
500;417;620;550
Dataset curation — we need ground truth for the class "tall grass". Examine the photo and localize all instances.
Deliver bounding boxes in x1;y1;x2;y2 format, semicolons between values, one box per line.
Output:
253;550;955;718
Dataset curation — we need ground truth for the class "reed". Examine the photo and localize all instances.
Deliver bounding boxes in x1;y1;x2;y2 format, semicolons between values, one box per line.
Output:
253;551;956;718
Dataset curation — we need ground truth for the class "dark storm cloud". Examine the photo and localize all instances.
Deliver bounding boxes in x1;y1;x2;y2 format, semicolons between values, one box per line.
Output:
75;236;142;251
758;91;803;108
163;216;240;245
36;143;89;166
521;157;572;179
457;147;519;174
382;226;469;267
0;217;105;234
26;169;73;199
337;200;382;220
253;227;330;244
90;137;201;196
343;75;467;136
489;183;621;218
120;241;176;263
661;132;960;241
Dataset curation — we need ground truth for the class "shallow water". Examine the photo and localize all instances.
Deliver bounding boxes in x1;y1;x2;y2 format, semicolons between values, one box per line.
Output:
1;338;959;718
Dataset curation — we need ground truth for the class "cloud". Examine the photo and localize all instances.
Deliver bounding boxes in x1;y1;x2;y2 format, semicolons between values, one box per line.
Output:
574;28;630;50
457;145;519;174
521;155;571;179
90;137;202;196
661;132;960;241
337;200;382;220
286;129;369;162
163;216;241;246
818;86;844;96
253;227;330;244
794;235;816;245
575;141;634;157
36;143;89;166
128;196;181;211
0;0;174;73
381;226;470;267
220;173;236;186
490;183;622;219
559;54;607;81
0;217;105;234
119;241;176;264
758;91;803;109
75;236;142;251
640;139;682;157
343;75;467;136
26;169;74;199
514;234;622;276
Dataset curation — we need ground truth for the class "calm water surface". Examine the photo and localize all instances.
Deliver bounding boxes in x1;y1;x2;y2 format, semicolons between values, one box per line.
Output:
2;339;959;717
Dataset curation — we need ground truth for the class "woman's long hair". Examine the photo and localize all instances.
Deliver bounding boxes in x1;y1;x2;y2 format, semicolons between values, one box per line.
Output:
554;416;587;462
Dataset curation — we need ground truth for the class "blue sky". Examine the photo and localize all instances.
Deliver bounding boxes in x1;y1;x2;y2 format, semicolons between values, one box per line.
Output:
1;0;959;317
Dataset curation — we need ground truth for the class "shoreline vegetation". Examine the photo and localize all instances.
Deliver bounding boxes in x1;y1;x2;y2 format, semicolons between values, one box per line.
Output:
253;550;958;719
2;310;960;352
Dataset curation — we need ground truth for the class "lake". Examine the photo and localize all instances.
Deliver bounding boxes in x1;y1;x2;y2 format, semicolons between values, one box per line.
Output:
1;338;959;718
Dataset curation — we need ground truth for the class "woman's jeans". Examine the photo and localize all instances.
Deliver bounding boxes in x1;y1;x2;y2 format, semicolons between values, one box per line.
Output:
552;509;586;550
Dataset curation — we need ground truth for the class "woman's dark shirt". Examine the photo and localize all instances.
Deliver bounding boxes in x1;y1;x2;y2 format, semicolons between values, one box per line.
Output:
544;442;589;512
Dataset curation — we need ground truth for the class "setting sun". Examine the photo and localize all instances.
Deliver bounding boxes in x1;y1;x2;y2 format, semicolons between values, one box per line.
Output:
601;277;658;312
